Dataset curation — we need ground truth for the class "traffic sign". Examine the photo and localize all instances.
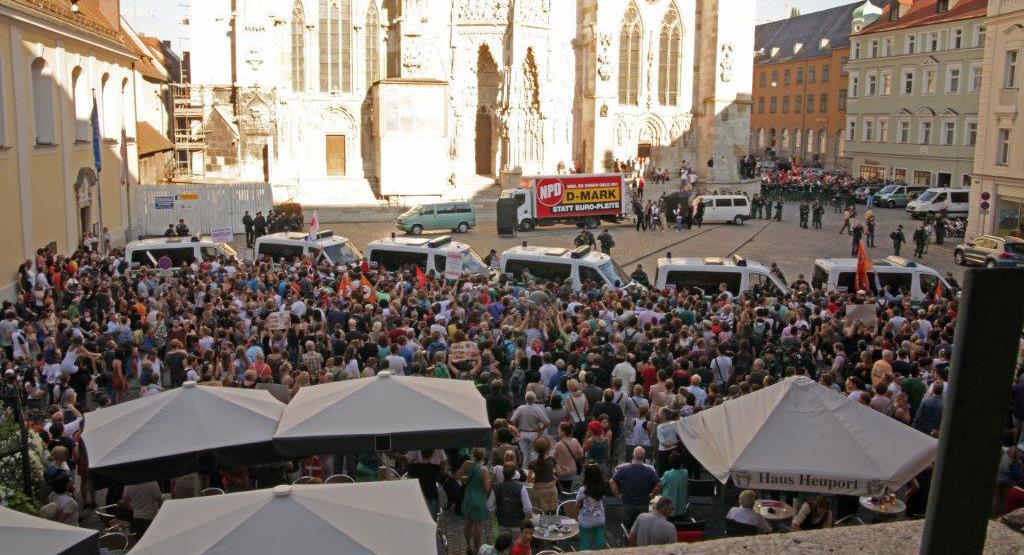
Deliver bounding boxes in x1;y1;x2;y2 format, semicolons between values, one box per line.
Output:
981;192;991;201
981;201;990;210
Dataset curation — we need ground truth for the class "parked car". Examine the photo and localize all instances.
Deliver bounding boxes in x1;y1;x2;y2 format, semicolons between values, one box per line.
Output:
953;235;1024;268
872;184;928;208
396;201;476;235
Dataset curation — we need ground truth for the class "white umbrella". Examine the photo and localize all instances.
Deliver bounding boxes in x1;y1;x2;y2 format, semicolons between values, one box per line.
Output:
0;505;98;555
129;480;436;555
82;381;286;483
274;371;490;455
677;376;938;495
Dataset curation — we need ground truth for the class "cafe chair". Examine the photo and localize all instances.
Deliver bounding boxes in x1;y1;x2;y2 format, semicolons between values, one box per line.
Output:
671;516;706;543
95;504;131;534
98;531;129;554
685;478;720;511
724;518;761;536
435;530;448;555
379;466;402;481
324;474;354;484
292;475;322;485
200;487;225;496
835;513;865;526
556;499;579;519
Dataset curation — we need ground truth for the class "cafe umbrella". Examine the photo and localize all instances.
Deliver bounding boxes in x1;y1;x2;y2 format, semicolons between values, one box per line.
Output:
677;376;938;495
81;381;286;484
274;371;490;455
0;505;99;555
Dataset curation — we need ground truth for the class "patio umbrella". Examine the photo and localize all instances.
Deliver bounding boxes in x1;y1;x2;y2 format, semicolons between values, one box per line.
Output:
677;376;938;495
81;381;286;484
129;480;436;555
0;505;99;555
274;371;490;455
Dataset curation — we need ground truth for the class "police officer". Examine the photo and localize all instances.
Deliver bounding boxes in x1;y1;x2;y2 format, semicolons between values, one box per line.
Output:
630;264;650;288
175;219;190;237
812;201;824;230
890;225;906;257
574;229;596;249
598;228;615;255
163;224;176;237
934;210;947;245
764;195;773;220
243;211;255;248
254;211;268;239
799;201;809;229
751;194;762;220
774;199;783;222
913;223;928;258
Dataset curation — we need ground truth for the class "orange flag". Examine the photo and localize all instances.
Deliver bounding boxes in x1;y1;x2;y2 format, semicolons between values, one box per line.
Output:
339;275;353;298
934;280;943;299
360;275;378;304
416;266;427;288
855;240;873;293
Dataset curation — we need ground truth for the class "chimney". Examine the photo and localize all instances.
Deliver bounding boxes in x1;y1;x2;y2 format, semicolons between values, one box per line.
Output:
96;0;121;31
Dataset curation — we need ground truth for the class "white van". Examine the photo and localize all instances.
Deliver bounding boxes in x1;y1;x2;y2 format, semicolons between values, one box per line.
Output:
364;234;487;277
654;255;788;298
254;231;362;266
125;237;237;273
906;188;970;219
690;195;751;225
811;256;952;301
499;244;629;291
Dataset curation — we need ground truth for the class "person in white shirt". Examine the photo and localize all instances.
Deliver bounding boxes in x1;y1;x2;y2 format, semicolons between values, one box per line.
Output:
612;355;637;394
726;489;771;533
385;344;408;375
710;347;733;386
538;354;559;388
687;375;708;408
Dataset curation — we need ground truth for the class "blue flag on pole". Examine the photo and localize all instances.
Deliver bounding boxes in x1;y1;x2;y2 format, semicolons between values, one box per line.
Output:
91;93;102;172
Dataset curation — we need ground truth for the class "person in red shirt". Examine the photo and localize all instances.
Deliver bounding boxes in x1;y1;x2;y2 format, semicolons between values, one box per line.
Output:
249;354;273;381
639;360;658;395
508;519;534;555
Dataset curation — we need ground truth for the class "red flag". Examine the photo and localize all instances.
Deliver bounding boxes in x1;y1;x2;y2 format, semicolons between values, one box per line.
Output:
360;259;370;274
855;241;874;293
934;280;943;299
416;266;427;288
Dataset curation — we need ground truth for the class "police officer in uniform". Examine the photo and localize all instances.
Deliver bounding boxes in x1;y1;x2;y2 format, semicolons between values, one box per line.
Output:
764;195;773;220
812;201;824;230
254;211;268;239
799;201;809;229
751;194;762;220
934;210;947;245
774;199;783;222
243;211;255;248
574;229;596;249
598;228;615;255
890;224;906;257
175;219;190;237
913;223;928;258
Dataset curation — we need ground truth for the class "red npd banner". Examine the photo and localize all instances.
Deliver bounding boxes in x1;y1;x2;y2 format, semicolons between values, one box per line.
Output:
528;174;623;220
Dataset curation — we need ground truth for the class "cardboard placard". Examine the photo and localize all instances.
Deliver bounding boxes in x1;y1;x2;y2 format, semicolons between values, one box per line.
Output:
846;303;878;328
448;341;479;363
444;252;464;280
265;310;290;331
211;226;233;243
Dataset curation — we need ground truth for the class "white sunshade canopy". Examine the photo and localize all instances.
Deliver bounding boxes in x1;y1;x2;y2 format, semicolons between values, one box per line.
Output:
0;505;98;555
274;371;491;454
129;480;436;555
82;381;285;483
677;376;938;495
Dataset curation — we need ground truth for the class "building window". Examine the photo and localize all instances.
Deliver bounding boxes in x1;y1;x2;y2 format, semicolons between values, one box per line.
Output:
881;72;892;95
758;96;764;113
31;57;54;145
794;95;802;113
784;69;791;85
997;129;1011;165
806;128;814;153
771;70;779;85
782;95;789;113
966;121;977;146
853;41;860;60
100;73;117;139
291;1;305;92
928;32;939;52
885;37;894;56
942;121;955;145
818;129;827;153
759;72;766;87
781;128;790;150
657;6;682;105
952;28;963;49
121;78;132;138
866;73;877;96
902;70;914;95
822;65;829;83
71;66;89;142
879;119;889;142
919;121;932;144
974;25;986;48
923;68;936;94
757;128;765;149
770;96;777;113
906;35;916;55
796;67;803;84
946;67;960;93
318;0;350;92
794;129;802;152
969;65;983;92
869;40;879;58
937;0;949;13
618;3;642;105
819;93;827;113
807;94;814;113
863;119;874;142
808;67;816;83
896;120;910;143
838;92;846;111
847;119;856;142
1005;50;1019;89
366;1;380;86
849;74;859;97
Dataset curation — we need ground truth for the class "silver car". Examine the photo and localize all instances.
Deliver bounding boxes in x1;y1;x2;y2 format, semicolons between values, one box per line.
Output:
953;235;1024;268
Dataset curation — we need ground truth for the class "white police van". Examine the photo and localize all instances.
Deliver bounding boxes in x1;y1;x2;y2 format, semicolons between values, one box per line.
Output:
253;231;362;265
125;237;237;273
364;234;487;276
498;244;629;290
811;256;952;301
654;254;787;297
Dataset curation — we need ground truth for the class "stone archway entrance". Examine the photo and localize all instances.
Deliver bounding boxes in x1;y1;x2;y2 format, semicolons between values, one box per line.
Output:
73;167;98;239
474;44;500;176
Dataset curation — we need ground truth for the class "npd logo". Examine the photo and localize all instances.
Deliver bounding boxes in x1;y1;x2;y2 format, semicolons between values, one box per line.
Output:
536;178;564;208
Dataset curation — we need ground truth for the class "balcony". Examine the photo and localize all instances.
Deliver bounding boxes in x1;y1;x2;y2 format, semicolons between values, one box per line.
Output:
997;88;1019;114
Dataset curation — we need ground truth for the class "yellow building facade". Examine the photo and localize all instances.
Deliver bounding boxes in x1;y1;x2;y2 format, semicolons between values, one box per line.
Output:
0;0;139;299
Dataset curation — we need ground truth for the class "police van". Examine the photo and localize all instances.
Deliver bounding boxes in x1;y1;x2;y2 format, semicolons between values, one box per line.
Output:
364;234;487;277
654;254;787;297
811;256;952;301
498;244;629;290
253;231;362;266
125;237;238;273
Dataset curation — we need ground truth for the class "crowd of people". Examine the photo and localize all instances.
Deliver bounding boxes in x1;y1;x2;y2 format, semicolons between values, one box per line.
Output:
0;167;1021;554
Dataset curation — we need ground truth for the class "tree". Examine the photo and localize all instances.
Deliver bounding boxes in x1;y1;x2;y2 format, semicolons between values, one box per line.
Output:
790;7;801;17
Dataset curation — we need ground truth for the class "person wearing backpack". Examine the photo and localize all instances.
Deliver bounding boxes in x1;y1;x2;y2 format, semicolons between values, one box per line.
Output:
487;462;532;538
553;422;584;493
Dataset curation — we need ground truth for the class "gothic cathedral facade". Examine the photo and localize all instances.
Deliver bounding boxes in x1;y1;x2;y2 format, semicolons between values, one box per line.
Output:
186;0;753;200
